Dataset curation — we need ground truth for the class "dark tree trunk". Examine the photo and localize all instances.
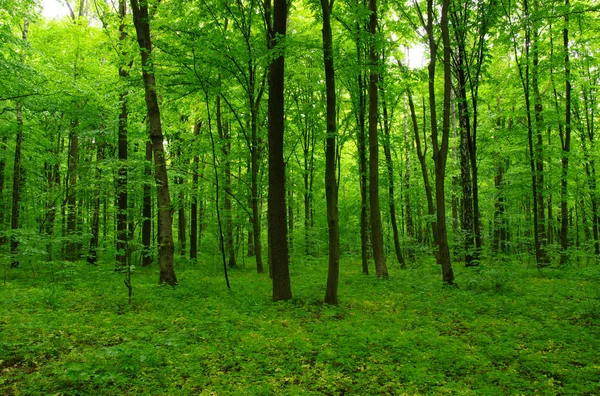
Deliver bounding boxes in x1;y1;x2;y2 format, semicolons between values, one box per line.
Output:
10;19;28;267
190;121;201;260
531;8;549;266
321;0;341;305
177;171;187;258
267;0;292;301
116;0;129;270
142;140;153;266
65;124;80;262
0;135;7;245
88;142;103;265
251;114;263;271
130;0;177;284
302;108;315;256
381;81;405;268
407;91;438;253
368;0;388;279
10;99;24;268
428;0;454;283
559;0;571;265
403;94;414;257
459;112;475;266
44;131;60;261
355;31;370;275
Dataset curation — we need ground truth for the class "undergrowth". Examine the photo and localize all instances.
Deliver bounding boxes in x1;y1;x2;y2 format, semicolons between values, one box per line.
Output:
1;254;599;395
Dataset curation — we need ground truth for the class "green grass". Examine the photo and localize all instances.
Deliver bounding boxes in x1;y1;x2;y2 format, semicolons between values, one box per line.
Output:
1;254;599;395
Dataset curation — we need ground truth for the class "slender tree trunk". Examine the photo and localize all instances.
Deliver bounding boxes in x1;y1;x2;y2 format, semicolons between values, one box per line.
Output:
355;33;370;275
459;108;475;266
531;5;549;266
115;0;129;270
190;121;201;260
407;91;438;254
177;170;187;258
142;140;153;266
368;0;387;279
381;82;405;268
115;101;128;267
559;0;571;265
428;0;454;283
88;142;103;265
10;19;28;267
403;94;414;258
130;0;177;284
10;98;24;268
0;135;7;245
267;0;292;301
321;0;340;305
65;123;79;262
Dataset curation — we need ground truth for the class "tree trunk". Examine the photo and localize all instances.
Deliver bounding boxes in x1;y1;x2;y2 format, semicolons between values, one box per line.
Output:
142;140;153;266
355;31;370;275
10;19;28;267
177;171;187;258
429;0;454;283
381;81;405;268
368;0;387;279
65;123;79;262
116;0;129;270
321;0;340;305
0;135;8;245
267;0;292;301
130;0;177;285
531;6;549;266
559;0;571;265
10;98;24;268
88;142;103;265
459;111;475;266
407;91;438;254
190;121;201;260
403;94;414;258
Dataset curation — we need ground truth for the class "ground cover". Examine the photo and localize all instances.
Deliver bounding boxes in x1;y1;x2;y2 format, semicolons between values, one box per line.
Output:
1;255;599;395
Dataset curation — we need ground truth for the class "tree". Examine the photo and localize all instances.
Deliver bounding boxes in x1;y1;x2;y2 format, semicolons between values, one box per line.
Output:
10;19;28;268
368;0;388;278
319;0;341;305
267;0;292;301
130;0;177;285
116;0;129;270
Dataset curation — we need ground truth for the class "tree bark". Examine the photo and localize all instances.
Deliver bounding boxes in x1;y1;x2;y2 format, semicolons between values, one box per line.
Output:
427;0;454;283
116;0;129;270
321;0;341;305
381;81;405;268
190;121;201;260
142;140;153;266
88;142;103;265
267;0;292;301
10;19;28;268
407;91;438;254
130;0;177;284
0;134;7;245
531;1;549;266
559;0;571;265
368;0;388;279
65;122;80;262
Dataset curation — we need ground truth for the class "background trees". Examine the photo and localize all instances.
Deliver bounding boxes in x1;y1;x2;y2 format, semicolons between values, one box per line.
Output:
1;0;599;300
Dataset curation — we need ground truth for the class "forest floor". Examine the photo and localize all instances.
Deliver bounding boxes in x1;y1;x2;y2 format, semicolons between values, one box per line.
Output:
1;252;599;395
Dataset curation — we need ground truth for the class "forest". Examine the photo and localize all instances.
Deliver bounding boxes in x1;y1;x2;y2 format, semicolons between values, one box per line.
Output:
1;0;599;394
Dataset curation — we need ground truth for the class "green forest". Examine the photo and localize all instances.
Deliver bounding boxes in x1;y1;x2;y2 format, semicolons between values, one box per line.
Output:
1;0;599;394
